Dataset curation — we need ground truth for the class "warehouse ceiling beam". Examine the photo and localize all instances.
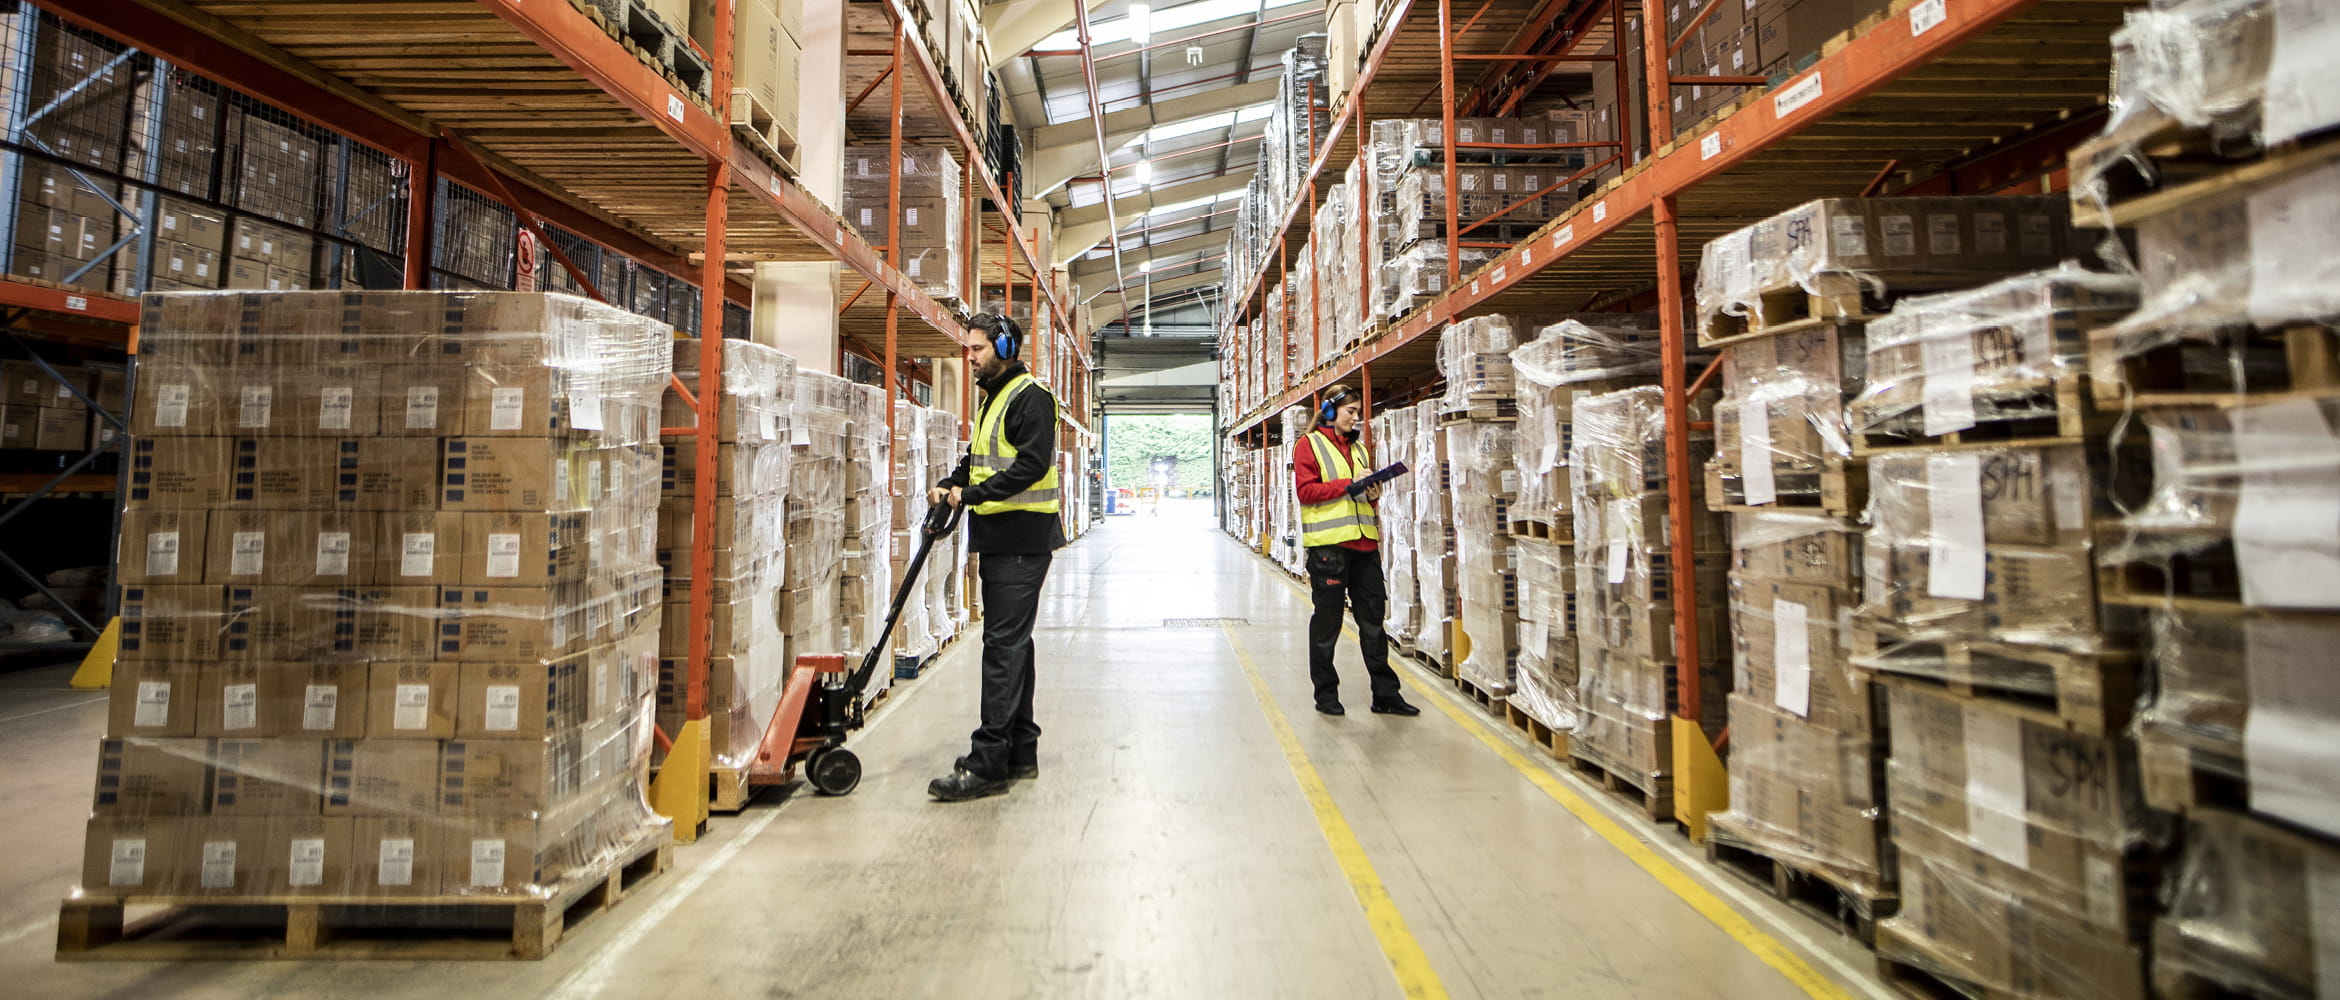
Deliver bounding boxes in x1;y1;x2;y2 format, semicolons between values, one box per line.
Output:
1026;84;1277;196
1071;228;1229;284
1073;0;1137;336
985;0;1113;70
1059;166;1258;228
1087;270;1221;325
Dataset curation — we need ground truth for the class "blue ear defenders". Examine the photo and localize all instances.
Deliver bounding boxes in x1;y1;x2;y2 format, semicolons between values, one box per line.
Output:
980;314;1021;361
1318;385;1355;424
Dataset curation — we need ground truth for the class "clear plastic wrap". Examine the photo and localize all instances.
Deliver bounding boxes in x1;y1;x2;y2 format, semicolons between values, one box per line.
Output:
1448;420;1519;694
1274;405;1312;574
1509;535;1578;731
2152;808;2340;1000
1708;322;1864;509
1693;197;2078;342
1709;693;1886;902
1855;443;2119;655
2135;606;2340;838
1507;316;1670;527
2105;398;2340;612
1437;315;1524;406
2073;0;2278;214
841;146;963;305
1413;405;1456;659
1387;243;1500;319
1850;266;2138;445
100;290;671;902
1877;683;2159;1000
1374;406;1421;644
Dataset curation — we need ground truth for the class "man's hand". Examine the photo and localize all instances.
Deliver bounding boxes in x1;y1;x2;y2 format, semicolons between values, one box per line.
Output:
949;485;964;507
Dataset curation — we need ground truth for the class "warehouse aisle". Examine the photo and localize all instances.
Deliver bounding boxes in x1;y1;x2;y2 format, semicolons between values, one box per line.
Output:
0;506;1890;999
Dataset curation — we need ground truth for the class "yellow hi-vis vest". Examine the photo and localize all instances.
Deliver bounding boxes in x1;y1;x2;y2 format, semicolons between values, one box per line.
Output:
968;373;1061;516
1300;428;1380;547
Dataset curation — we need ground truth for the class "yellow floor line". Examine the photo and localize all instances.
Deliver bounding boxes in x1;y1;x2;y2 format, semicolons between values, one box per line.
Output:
1268;567;1856;1000
1220;625;1452;1000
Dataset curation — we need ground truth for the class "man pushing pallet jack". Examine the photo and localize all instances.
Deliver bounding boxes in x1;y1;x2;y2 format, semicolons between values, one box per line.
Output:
758;313;1063;803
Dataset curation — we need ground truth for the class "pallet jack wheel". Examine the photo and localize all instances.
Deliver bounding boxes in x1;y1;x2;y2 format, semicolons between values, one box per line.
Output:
808;747;862;796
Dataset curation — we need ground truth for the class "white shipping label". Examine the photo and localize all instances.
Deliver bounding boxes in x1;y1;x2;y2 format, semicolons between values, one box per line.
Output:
393;683;431;731
1593;201;1608;223
1920;330;1979;436
2232;399;2340;608
201;839;239;889
588;460;605;501
288;837;325;887
231;531;266;576
1772;599;1813;717
1741;395;1776;506
155;384;189;426
1606;539;1630;584
1700;132;1722;160
1771;71;1824;119
303;684;339;731
760;409;778;441
1881;214;1916;257
108;838;147;886
2263;0;2340;144
471;838;507;887
1926;454;1988;601
2310;855;2340;1000
146;530;180;577
406;386;439;429
1974;212;2009;255
1830;215;1868;257
906;206;921;226
401;532;436;577
134;681;172;727
570;389;604;431
2245;164;2340;329
1962;705;2031;868
1910;0;1946;36
2243;617;2340;838
1927;213;1962;255
223;682;258;731
1499;469;1518;494
238;384;274;428
487;533;522;578
318;386;354;430
491;387;526;430
316;531;351;577
486;683;522;732
377;838;414;887
2085;855;2120;928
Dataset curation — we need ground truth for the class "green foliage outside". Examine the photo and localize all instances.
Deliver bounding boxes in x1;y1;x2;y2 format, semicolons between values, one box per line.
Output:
1105;414;1215;492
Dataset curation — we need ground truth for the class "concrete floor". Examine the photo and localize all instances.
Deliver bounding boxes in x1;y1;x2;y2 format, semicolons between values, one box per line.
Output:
0;499;1895;999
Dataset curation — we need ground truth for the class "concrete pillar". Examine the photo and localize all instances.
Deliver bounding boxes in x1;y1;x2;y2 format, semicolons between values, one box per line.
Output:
755;262;840;373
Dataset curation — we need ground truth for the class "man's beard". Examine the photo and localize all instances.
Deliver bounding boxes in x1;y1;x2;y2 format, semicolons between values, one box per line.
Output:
979;357;1007;379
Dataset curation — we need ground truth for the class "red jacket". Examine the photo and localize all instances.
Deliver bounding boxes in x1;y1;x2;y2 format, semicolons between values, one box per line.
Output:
1293;425;1378;553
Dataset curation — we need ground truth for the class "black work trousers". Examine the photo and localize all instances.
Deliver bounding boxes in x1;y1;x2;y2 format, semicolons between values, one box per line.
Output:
1305;544;1400;704
958;551;1052;780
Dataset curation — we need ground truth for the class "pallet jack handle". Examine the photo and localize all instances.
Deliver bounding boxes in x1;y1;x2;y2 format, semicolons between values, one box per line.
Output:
838;500;963;705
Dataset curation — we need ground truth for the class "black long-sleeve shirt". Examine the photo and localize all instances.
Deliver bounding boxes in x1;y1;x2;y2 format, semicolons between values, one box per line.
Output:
939;361;1067;554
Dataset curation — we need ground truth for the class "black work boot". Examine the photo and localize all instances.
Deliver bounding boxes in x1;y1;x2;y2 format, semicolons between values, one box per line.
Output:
1315;698;1345;716
1370;697;1421;717
1011;762;1039;781
928;768;1012;801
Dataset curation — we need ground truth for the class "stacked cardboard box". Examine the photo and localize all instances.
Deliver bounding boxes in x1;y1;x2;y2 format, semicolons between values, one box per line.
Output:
1409;403;1458;665
1569;386;1726;800
657;339;796;767
1505;317;1670;733
1272;404;1312;576
91;290;670;901
0;357;122;452
779;371;851;675
1372;404;1421;648
10;157;132;294
890;402;936;663
843;147;962;306
1439;316;1527;697
924;410;967;641
226;114;323;231
840;383;893;694
692;0;803;148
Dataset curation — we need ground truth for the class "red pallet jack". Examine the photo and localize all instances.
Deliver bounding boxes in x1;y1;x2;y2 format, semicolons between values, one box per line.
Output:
743;500;964;796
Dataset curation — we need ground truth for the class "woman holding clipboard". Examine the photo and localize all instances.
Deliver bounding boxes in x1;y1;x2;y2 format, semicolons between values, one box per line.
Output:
1291;386;1420;718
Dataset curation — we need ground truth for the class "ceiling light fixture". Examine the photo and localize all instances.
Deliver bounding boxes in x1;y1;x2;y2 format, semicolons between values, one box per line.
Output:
1133;159;1153;186
1128;3;1152;44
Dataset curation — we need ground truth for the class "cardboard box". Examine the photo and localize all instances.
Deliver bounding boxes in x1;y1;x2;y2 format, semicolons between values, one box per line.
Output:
438;585;578;662
456;654;590;739
436;817;544;895
0;403;27;447
118;584;224;661
1863;542;2097;642
107;660;200;738
439;738;558;817
1722;694;1883;888
91;736;213;816
378;363;467;436
368;661;459;740
223;257;271;290
179;817;274;895
277;661;370;739
1885;847;2147;1000
372;511;463;585
729;2;802;139
462;362;563;436
128;365;220;436
258;510;369;586
32;406;80;449
265;815;354;894
1867;445;2096;549
227;436;340;508
459;511;584;586
126;436;233;508
1730;577;1872;733
83;816;183;894
209;737;325;815
221;584;436;661
323;738;442;816
442;437;587;511
352;816;444;896
157;197;228;252
340;436;443;510
119;509;208;584
197;661;275;738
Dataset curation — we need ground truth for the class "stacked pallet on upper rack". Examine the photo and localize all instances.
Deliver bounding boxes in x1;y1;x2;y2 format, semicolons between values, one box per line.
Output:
2067;0;2340;994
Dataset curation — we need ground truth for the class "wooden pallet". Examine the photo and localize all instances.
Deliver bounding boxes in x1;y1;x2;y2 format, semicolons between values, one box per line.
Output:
579;0;711;100
1704;815;1895;946
709;764;764;813
2088;324;2340;408
1697;281;1873;347
2094;526;2244;609
1567;749;1673;823
1704;458;1864;516
1503;700;1571;760
1435;399;1518;425
1454;672;1508;712
728;88;801;176
1506;518;1571;542
2071;117;2340;229
57;828;671;961
1851;374;2097;455
2137;736;2258;819
1852;626;2141;737
1874;926;2034;1000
